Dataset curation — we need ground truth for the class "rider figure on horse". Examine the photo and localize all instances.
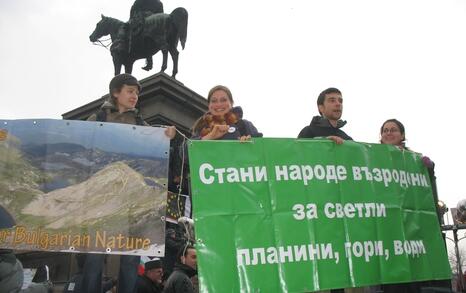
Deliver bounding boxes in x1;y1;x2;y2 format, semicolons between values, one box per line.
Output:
129;0;164;71
130;0;164;19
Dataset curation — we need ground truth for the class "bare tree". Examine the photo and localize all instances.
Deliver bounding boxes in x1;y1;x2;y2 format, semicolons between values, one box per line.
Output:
449;249;466;274
448;246;466;291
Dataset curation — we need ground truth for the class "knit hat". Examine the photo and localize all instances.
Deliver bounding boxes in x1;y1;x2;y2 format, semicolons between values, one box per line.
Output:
109;73;141;97
145;259;162;270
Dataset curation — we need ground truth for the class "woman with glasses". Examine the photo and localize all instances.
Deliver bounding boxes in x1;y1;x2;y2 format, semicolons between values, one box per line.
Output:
380;118;406;148
379;119;451;292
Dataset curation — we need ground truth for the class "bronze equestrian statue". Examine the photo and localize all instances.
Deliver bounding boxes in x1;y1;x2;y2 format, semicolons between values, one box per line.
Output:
89;3;188;78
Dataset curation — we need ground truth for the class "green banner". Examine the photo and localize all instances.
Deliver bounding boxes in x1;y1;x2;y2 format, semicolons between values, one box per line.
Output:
188;138;451;292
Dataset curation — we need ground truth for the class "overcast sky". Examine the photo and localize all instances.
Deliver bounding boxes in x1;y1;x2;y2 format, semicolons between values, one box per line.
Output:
1;0;466;212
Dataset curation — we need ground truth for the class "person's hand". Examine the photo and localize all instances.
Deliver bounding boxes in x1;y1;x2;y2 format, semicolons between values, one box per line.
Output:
422;156;434;168
238;135;251;142
202;124;229;140
164;126;176;140
327;135;344;145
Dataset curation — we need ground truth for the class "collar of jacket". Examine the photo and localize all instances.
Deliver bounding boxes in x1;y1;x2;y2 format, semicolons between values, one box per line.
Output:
310;116;347;129
100;100;139;114
141;274;159;286
174;263;197;278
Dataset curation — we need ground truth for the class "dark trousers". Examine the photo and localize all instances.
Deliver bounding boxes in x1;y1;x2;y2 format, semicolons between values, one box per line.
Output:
81;254;140;293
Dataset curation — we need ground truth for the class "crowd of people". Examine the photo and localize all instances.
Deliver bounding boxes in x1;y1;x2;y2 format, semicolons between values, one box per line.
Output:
0;73;449;293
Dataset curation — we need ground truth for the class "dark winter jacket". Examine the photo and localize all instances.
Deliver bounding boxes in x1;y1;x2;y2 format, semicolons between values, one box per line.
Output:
0;251;22;292
163;263;197;293
298;116;352;140
163;236;184;281
136;274;163;293
0;250;51;293
87;100;148;126
192;106;262;140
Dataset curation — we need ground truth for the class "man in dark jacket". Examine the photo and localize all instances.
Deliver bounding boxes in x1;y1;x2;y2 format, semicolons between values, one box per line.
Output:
163;245;197;293
163;228;184;282
298;87;352;143
137;259;164;293
298;87;351;293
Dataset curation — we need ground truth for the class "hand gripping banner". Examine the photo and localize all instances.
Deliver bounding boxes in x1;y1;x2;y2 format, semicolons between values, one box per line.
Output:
188;138;451;292
0;119;169;256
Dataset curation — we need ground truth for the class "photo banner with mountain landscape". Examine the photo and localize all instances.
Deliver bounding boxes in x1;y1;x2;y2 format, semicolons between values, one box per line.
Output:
0;119;170;256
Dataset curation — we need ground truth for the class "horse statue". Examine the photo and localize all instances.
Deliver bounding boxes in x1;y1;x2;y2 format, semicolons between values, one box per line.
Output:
89;7;188;78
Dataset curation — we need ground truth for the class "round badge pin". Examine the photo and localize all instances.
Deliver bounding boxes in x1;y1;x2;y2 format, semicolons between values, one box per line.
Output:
228;126;236;133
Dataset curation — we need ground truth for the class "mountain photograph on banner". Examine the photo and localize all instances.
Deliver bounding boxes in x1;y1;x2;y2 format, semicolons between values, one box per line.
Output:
0;119;170;256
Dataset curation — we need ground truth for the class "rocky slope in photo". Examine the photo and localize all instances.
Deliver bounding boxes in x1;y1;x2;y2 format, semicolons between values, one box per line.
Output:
22;161;166;233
